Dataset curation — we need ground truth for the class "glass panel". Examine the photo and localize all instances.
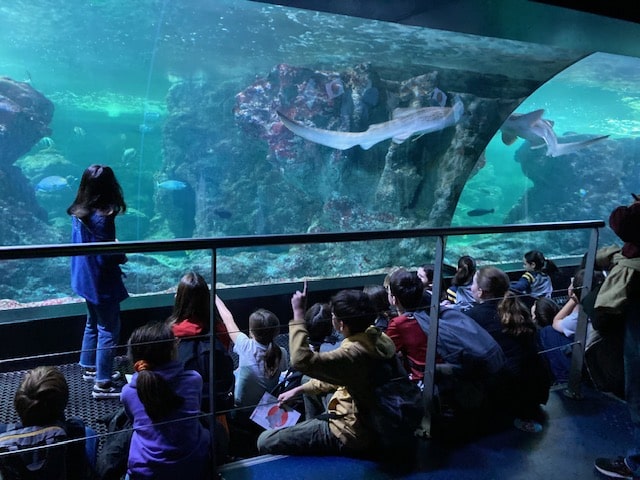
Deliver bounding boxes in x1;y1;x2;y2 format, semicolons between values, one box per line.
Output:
0;1;636;305
452;52;640;261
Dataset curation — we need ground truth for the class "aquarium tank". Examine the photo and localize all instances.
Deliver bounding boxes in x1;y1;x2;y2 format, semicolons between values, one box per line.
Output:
0;0;639;306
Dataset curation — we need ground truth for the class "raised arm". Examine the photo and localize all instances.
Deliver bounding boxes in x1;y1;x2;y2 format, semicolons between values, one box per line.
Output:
290;280;307;322
552;297;578;333
215;295;241;344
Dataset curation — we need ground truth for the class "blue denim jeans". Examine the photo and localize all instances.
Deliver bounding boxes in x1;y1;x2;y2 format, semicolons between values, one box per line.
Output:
624;298;640;475
79;301;121;383
85;426;98;469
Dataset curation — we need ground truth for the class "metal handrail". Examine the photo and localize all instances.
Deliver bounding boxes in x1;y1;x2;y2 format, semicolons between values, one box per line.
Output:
0;220;604;260
0;219;605;456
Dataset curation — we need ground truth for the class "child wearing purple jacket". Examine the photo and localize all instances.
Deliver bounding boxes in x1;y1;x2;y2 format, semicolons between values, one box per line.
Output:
121;322;211;480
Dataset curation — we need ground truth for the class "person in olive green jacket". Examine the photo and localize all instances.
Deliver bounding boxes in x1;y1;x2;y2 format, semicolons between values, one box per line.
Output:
257;282;397;456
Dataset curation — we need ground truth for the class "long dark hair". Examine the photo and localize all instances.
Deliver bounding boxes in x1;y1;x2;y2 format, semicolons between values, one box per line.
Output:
67;164;126;219
452;255;476;286
249;309;282;378
128;322;183;421
532;297;560;328
168;272;211;334
304;302;333;346
330;289;377;334
524;250;558;275
363;285;391;318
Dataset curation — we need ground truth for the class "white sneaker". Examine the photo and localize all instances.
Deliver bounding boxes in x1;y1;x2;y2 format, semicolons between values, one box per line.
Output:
92;382;122;400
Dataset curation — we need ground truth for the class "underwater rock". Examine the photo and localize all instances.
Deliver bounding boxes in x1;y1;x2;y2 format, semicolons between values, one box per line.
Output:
160;78;316;240
505;135;637;253
235;63;524;228
0;77;56;247
0;164;62;246
16;150;77;185
0;77;54;167
159;61;544;279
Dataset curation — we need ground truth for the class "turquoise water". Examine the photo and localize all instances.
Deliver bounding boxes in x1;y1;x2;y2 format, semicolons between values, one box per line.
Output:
1;1;639;303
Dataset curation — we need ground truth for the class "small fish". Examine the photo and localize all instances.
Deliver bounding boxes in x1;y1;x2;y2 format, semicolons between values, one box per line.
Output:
467;208;494;217
35;176;70;192
36;137;55;150
157;180;187;190
578;188;588;197
121;147;137;164
73;126;86;136
213;207;232;219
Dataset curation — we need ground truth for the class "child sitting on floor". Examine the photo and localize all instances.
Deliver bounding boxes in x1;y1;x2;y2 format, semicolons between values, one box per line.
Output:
121;322;211;479
0;366;96;480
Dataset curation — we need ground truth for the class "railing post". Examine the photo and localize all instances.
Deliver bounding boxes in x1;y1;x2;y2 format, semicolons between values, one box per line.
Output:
419;235;445;437
209;248;217;476
566;227;599;399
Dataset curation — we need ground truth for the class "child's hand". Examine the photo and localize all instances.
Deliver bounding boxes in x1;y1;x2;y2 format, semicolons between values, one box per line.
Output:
291;280;307;319
277;388;299;405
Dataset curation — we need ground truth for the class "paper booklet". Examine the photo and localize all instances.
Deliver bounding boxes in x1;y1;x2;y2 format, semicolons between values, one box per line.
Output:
250;391;301;430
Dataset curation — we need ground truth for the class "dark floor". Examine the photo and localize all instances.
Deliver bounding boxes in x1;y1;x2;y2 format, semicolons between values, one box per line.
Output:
220;386;633;480
0;364;632;480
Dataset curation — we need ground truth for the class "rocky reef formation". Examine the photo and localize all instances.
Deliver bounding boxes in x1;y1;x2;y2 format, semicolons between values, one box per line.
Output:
152;62;545;285
505;135;640;255
0;78;70;302
0;77;53;166
232;63;527;231
0;77;62;246
159;63;535;242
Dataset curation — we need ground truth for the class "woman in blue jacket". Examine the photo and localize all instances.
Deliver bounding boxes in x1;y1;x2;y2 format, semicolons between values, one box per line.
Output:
67;164;128;399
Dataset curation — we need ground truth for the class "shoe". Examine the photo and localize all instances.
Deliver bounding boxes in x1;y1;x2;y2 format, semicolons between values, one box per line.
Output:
513;418;543;433
594;457;634;479
83;369;122;383
92;382;122;400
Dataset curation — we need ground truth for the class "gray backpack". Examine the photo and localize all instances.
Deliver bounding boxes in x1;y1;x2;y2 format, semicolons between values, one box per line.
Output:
411;308;506;375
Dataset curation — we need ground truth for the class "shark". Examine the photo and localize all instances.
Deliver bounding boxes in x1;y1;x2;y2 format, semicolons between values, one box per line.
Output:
277;97;464;151
500;109;609;158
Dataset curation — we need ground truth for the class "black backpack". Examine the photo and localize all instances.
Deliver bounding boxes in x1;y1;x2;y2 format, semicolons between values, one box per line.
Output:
95;408;131;480
0;424;68;480
361;355;423;454
178;337;235;413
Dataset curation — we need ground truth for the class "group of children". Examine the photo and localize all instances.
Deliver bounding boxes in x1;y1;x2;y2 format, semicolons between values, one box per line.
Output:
3;163;603;476
370;259;556;434
0;269;291;479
